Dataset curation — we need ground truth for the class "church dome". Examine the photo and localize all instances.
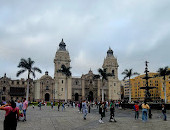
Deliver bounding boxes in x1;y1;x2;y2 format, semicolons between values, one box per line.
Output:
40;71;52;80
107;47;113;56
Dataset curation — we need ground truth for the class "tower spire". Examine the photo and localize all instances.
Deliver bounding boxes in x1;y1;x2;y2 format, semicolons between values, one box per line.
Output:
59;38;66;51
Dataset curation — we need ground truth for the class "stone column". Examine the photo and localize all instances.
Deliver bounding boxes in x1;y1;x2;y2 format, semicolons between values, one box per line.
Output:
81;78;85;100
97;79;101;101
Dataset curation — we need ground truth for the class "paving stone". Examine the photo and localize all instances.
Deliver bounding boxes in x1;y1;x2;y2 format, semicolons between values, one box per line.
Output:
0;106;170;130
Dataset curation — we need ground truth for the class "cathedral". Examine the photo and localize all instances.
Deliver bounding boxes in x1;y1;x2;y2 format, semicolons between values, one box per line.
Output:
0;39;121;102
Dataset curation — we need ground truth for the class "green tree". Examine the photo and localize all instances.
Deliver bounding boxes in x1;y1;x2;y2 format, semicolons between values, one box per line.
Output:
95;68;113;102
122;69;139;103
16;58;42;101
57;64;72;102
157;66;170;103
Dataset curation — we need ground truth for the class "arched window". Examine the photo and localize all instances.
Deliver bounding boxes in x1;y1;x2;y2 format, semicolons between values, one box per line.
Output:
112;70;114;75
3;87;6;92
46;86;49;90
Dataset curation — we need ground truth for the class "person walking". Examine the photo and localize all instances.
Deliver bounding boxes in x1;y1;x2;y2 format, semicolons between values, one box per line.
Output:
88;102;91;113
62;102;65;112
133;102;139;120
51;101;54;109
99;103;105;123
99;101;102;114
80;101;82;113
82;100;88;120
0;100;19;130
142;100;150;122
109;101;117;122
58;101;60;111
38;101;42;110
162;104;167;121
22;98;28;121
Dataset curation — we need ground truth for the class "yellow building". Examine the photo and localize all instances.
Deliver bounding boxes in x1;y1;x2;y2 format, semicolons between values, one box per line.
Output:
131;73;161;102
130;73;170;103
160;75;170;103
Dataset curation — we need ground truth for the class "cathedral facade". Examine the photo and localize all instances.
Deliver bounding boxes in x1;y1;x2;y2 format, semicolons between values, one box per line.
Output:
0;39;121;102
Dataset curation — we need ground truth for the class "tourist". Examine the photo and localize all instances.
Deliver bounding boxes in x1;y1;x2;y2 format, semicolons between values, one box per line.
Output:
133;102;139;120
109;101;117;122
82;100;88;120
62;102;65;112
106;101;108;112
16;99;23;111
32;103;35;109
99;103;105;123
51;101;54;109
162;104;167;121
99;101;102;114
0;100;19;130
58;101;60;111
22;98;28;121
73;102;75;108
38;101;42;110
88;101;91;113
80;101;82;113
142;100;150;122
78;102;80;112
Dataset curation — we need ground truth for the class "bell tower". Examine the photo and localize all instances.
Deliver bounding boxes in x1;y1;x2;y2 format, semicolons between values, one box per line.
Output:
103;47;118;79
54;39;72;101
102;47;120;100
54;39;71;78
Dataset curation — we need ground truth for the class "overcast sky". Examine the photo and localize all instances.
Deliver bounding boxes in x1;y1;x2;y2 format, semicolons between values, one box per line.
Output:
0;0;170;80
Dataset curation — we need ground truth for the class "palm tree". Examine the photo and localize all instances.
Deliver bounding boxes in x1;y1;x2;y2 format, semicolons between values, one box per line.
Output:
16;58;42;101
122;69;139;103
57;64;72;103
157;66;170;103
95;68;113;102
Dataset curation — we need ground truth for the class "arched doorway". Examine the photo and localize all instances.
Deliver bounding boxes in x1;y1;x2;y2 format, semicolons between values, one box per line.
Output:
45;93;50;101
88;91;93;102
75;93;79;101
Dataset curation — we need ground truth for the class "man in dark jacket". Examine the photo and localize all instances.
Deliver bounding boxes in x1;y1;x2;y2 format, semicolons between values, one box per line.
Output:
162;104;167;121
109;101;117;122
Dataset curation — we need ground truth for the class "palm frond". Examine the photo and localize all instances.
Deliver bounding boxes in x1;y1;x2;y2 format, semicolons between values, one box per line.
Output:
28;57;35;67
30;70;35;78
33;67;42;73
17;58;29;69
57;64;72;77
16;69;26;77
93;74;100;79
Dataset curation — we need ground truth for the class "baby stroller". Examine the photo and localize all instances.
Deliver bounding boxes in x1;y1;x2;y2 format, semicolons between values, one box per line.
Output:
18;110;24;121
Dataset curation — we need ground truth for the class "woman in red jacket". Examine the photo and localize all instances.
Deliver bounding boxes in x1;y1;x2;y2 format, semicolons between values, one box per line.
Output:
0;100;19;130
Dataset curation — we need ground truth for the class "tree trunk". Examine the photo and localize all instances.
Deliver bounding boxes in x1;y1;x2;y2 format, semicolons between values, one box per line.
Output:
65;77;68;103
102;86;104;102
26;72;30;101
164;81;167;104
129;78;131;103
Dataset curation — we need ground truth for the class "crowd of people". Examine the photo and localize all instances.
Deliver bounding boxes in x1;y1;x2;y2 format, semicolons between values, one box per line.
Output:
0;98;168;129
0;98;28;130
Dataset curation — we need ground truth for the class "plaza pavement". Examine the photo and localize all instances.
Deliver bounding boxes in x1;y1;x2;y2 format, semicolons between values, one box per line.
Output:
0;105;170;130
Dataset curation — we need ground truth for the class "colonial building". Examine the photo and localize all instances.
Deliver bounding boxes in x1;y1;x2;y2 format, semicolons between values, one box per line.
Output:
0;39;121;102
